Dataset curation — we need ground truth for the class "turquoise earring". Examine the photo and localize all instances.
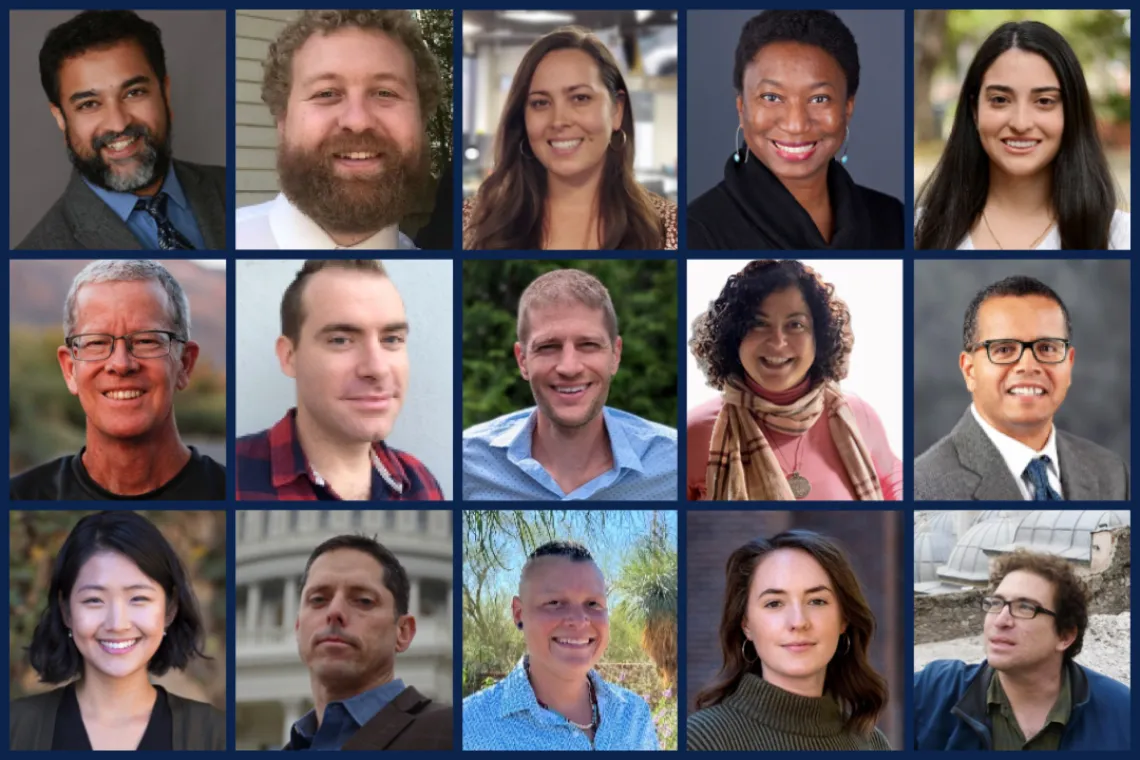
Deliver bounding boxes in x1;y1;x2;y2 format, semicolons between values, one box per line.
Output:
839;126;850;165
733;125;749;164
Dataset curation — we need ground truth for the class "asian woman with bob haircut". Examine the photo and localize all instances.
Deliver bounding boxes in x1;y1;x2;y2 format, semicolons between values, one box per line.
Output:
916;20;1130;250
463;26;677;250
687;530;890;750
9;511;224;751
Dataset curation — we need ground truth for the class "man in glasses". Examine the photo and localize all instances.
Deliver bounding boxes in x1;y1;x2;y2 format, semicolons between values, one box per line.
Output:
913;549;1129;750
915;275;1128;500
9;260;225;499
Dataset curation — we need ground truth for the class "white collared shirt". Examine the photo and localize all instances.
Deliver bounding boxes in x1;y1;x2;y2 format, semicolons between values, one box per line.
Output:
970;404;1063;499
235;192;417;250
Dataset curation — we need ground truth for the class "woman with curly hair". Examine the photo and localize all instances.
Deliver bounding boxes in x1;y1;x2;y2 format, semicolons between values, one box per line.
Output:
687;260;900;500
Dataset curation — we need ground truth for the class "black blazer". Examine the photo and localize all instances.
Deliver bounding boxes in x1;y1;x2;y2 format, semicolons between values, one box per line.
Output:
283;686;453;751
9;685;226;750
15;159;228;250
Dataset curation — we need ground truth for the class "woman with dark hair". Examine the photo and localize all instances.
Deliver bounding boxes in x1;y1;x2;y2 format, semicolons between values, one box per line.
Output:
688;10;903;250
916;20;1129;250
687;260;901;501
463;26;677;250
687;530;891;750
9;511;224;751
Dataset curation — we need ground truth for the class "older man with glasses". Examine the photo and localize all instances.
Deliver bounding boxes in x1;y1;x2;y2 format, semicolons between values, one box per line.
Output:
915;275;1128;501
9;259;225;500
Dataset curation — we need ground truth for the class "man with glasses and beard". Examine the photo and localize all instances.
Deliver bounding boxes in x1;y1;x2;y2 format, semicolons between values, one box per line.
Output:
17;11;226;250
236;10;440;250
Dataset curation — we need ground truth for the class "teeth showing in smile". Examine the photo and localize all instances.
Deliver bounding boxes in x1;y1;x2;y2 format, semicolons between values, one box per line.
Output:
1003;140;1039;149
1009;387;1045;396
106;137;137;152
336;152;378;160
550;139;583;149
556;385;588;394
99;638;140;651
555;638;590;645
105;390;143;400
760;357;793;367
773;141;816;154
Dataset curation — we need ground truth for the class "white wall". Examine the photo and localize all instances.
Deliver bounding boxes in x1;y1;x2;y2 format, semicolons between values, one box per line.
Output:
235;259;454;498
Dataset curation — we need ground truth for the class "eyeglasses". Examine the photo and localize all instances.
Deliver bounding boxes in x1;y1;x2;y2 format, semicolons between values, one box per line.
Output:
966;338;1071;365
980;596;1057;619
66;330;185;361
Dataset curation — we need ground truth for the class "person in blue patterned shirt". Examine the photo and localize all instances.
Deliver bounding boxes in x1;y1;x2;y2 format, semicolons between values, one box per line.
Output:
463;268;677;500
463;541;660;750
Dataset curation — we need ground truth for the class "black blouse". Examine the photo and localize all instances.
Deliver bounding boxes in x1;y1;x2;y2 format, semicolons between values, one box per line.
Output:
52;683;174;750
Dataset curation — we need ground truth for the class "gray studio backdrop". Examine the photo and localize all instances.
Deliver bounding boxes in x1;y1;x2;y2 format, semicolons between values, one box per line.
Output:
913;260;1131;461
8;10;228;248
686;9;904;206
235;260;454;499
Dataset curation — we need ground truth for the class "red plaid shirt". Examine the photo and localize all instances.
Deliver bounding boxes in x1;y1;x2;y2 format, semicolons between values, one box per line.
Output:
235;409;445;501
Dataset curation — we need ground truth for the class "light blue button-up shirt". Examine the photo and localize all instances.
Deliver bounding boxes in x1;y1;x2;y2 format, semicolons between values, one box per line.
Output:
462;406;677;501
83;162;207;250
288;678;406;750
463;658;659;751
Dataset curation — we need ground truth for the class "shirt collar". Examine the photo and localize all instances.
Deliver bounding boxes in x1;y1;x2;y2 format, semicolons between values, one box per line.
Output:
499;656;625;720
81;162;186;223
987;666;1071;725
494;408;646;474
268;192;409;249
970;403;1060;482
291;678;407;744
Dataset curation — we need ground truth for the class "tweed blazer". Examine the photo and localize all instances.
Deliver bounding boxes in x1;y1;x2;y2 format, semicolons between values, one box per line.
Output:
914;408;1129;501
15;159;227;250
283;686;453;751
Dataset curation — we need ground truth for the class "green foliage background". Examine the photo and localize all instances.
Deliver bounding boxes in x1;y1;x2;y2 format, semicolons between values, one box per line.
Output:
416;9;453;179
462;260;678;430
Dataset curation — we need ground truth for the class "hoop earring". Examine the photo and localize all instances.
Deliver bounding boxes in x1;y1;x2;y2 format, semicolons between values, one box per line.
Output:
609;129;628;152
733;125;749;164
519;139;535;160
837;632;852;657
741;638;757;664
838;126;850;165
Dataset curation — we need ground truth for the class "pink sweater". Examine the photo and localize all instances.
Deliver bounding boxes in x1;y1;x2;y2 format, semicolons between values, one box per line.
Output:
686;392;903;501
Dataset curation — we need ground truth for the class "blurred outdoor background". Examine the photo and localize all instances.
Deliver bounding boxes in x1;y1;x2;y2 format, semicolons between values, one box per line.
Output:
462;259;677;430
461;10;678;202
9;510;227;709
462;510;678;750
8;260;227;477
914;9;1131;205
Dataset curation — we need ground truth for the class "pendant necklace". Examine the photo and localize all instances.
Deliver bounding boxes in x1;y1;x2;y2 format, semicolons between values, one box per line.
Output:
774;434;811;499
982;210;1054;250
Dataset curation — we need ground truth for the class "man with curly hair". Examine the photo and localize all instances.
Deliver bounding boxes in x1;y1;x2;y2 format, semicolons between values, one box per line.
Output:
236;10;442;249
914;549;1130;750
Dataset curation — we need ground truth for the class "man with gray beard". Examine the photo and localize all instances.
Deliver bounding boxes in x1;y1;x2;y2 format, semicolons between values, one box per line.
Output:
18;11;227;250
236;10;441;250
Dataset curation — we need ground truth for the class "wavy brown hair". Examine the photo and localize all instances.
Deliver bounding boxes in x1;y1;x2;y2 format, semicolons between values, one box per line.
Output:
693;530;888;737
466;26;663;250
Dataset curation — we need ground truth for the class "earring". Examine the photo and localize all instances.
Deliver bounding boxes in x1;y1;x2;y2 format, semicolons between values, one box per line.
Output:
838;126;850;165
516;621;523;630
609;129;628;152
741;638;757;664
733;125;749;164
67;630;72;639
519;139;535;160
837;632;852;656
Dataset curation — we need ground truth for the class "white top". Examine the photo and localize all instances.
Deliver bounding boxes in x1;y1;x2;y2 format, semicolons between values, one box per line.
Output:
235;192;417;250
915;208;1131;250
970;403;1062;499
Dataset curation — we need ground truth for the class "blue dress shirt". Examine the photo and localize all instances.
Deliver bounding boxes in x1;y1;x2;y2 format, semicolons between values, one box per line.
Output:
463;658;659;751
82;163;207;250
462;406;677;501
288;678;407;750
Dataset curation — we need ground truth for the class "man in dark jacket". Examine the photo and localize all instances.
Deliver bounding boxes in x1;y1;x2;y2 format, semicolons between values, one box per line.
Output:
914;549;1129;750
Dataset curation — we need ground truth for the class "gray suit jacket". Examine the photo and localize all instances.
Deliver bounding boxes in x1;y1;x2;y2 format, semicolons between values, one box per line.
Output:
915;409;1129;501
15;159;227;250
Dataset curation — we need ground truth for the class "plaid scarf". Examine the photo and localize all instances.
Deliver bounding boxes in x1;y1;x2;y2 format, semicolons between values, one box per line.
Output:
704;378;883;501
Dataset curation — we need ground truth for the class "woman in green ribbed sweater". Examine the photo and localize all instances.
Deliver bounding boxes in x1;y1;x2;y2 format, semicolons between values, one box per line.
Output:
687;530;891;750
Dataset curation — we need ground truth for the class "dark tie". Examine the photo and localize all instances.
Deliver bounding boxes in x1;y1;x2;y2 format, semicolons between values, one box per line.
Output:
1024;456;1064;501
136;192;195;250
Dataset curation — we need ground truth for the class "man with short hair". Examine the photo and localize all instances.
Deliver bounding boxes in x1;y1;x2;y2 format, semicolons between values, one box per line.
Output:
236;9;441;250
913;549;1130;750
19;10;226;250
463;268;677;500
9;260;226;499
286;534;452;750
235;260;443;500
915;275;1128;500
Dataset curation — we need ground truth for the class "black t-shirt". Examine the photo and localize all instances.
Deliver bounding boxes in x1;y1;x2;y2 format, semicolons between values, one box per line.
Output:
52;682;174;750
9;446;226;501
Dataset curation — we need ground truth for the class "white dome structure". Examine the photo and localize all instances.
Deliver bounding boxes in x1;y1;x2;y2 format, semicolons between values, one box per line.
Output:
1000;510;1131;562
915;529;956;583
937;512;1024;585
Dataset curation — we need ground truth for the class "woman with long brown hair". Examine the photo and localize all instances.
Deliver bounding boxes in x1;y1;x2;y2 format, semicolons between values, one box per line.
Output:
463;26;677;250
687;530;890;750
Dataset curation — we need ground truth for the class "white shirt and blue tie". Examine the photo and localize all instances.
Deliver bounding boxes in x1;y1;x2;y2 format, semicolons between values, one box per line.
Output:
970;405;1064;500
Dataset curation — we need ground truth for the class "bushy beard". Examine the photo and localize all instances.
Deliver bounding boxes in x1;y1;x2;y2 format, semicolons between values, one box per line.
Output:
65;109;172;193
277;130;430;236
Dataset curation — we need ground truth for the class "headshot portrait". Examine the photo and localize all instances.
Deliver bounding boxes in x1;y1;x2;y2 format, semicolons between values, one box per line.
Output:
9;509;227;750
9;10;228;250
234;259;450;501
234;510;454;749
462;260;678;501
461;10;678;250
687;259;902;501
914;10;1131;250
914;510;1131;750
234;9;453;250
686;10;905;250
685;512;903;750
462;510;677;750
913;260;1130;501
8;259;227;501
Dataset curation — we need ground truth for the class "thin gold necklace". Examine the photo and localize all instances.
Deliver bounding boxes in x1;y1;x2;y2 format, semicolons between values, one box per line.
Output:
981;210;1054;250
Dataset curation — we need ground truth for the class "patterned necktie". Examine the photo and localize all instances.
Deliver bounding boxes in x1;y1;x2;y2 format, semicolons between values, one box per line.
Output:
135;192;195;250
1024;455;1064;501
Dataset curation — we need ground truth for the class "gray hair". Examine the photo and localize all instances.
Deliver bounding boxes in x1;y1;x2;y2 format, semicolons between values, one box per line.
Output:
63;260;191;340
